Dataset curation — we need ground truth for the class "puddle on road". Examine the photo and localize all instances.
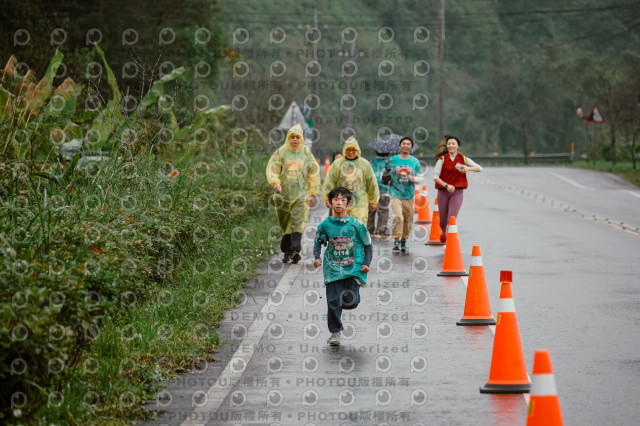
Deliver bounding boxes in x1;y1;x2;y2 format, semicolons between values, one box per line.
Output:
460;326;493;351
488;394;527;425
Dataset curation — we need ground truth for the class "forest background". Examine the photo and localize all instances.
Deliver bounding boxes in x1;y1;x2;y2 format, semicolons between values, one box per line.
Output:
4;0;640;162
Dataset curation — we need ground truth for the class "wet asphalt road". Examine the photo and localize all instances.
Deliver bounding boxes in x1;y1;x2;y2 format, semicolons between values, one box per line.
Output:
141;167;640;426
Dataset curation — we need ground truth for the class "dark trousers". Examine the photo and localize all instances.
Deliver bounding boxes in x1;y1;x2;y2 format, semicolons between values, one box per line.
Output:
280;232;302;254
325;277;361;333
367;194;390;235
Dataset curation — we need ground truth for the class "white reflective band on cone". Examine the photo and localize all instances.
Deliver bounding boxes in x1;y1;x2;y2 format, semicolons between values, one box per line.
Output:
471;256;483;267
434;205;439;211
448;225;458;234
497;298;515;313
530;374;558;395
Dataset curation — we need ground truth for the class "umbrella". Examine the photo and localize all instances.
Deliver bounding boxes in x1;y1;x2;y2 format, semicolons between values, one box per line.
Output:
368;133;417;154
278;101;309;131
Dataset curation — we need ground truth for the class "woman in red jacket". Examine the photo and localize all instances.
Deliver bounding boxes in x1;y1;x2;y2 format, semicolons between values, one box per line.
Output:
433;135;483;243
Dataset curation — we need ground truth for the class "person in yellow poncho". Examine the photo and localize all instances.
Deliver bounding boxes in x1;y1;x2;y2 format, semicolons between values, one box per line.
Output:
322;136;379;224
266;124;321;264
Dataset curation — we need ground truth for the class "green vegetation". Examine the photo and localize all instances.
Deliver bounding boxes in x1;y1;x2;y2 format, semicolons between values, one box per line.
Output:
0;0;228;123
0;2;284;424
0;43;276;424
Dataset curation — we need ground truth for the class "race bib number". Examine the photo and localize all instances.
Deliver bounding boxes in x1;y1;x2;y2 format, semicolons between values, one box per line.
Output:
395;165;413;185
328;236;355;266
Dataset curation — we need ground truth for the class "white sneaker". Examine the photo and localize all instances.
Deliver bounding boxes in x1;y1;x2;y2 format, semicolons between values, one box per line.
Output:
326;334;341;346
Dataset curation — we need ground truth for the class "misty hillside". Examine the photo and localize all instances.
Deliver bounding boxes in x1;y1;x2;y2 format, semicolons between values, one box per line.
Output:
214;0;640;159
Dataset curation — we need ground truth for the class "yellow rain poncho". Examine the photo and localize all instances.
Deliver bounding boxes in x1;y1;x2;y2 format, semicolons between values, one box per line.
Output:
266;124;321;234
322;136;380;223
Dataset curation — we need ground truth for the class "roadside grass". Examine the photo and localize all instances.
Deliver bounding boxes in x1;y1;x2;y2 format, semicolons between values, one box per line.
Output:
1;47;281;425
35;214;277;425
27;152;279;424
568;161;640;187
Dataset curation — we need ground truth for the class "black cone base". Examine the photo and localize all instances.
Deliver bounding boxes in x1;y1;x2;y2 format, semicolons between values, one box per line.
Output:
479;383;530;394
437;271;469;276
456;318;496;326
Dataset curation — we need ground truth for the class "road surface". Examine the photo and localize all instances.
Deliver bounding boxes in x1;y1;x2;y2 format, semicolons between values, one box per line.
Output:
141;167;640;426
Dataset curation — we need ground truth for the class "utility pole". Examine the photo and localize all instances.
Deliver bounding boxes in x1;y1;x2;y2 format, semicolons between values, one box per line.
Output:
438;0;445;142
345;41;355;127
312;9;318;100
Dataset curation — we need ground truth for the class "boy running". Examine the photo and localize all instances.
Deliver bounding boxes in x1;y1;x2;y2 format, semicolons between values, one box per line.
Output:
313;187;373;346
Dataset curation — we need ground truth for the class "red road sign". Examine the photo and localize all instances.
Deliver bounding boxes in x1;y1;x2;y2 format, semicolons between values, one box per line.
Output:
586;105;605;123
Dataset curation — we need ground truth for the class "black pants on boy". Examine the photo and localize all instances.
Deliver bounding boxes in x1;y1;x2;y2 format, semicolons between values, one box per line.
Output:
325;277;361;333
280;232;302;255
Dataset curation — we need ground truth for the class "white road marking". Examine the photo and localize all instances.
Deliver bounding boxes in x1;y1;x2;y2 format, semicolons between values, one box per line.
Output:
180;263;301;426
460;276;531;405
476;176;640;237
620;190;640;199
550;172;593;190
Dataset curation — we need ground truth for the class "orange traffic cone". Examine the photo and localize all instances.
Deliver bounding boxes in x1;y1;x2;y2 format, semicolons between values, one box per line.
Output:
425;198;444;246
457;246;496;325
413;184;420;211
415;189;431;224
437;216;468;276
480;271;530;393
323;156;330;176
527;350;563;425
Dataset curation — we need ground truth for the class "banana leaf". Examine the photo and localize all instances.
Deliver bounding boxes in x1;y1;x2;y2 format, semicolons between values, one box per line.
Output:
2;55;18;80
139;66;185;112
0;87;11;118
26;49;64;115
93;44;122;105
173;105;230;141
88;44;125;147
43;78;83;119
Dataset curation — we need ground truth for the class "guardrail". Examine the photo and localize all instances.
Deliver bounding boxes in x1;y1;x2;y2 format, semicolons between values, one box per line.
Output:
469;152;574;166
